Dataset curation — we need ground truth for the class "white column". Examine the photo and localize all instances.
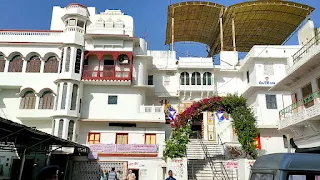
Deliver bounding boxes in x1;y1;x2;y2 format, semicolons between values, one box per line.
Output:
54;118;61;136
203;112;208;140
62;119;70;139
22;59;27;73
4;60;9;72
72;120;79;142
40;58;45;73
69;47;76;74
57;82;64;110
66;82;73;111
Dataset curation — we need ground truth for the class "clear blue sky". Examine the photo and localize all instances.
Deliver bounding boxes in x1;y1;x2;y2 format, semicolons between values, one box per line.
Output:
0;0;319;58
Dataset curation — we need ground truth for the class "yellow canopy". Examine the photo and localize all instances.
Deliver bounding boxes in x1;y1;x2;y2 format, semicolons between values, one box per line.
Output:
165;0;314;56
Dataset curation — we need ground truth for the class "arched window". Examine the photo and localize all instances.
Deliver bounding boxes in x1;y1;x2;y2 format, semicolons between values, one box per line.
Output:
58;119;63;138
60;48;64;73
67;120;75;140
44;56;58;73
203;72;212;85
61;83;68;110
8;55;23;72
55;84;60;110
65;47;71;72
180;72;189;85
39;91;54;109
191;72;201;85
74;49;82;74
20;90;36;109
0;55;5;72
26;55;41;73
70;84;78;110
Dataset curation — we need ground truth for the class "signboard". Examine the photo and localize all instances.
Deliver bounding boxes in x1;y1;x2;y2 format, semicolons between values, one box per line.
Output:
207;112;216;141
89;144;158;153
225;161;239;169
259;77;275;85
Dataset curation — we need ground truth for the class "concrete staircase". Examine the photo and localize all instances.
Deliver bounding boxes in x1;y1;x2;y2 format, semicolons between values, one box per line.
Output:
187;159;237;180
187;139;224;159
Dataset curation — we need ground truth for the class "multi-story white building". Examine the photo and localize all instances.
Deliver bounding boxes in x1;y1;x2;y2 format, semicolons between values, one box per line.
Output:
0;1;314;180
271;20;320;149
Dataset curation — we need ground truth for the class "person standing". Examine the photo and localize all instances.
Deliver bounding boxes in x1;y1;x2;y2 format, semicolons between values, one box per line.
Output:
165;170;176;180
126;170;136;180
107;167;118;180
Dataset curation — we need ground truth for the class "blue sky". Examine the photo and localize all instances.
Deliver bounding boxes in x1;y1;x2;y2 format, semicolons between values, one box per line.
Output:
0;0;319;58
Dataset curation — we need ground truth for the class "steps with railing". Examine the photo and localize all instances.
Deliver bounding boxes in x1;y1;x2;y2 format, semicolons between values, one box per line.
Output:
187;131;231;180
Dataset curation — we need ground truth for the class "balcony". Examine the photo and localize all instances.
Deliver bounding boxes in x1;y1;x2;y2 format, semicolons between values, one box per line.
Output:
139;105;165;122
279;90;320;129
88;144;159;159
82;65;130;82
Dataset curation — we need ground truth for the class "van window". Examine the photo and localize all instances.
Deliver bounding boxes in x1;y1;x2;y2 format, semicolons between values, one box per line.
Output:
251;173;273;180
288;174;320;180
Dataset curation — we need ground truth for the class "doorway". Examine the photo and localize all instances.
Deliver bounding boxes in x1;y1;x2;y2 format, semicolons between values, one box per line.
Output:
10;158;34;180
129;169;139;180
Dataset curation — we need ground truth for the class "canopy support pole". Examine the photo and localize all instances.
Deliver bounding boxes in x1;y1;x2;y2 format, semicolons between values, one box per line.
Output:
171;7;175;51
232;16;236;51
219;17;224;51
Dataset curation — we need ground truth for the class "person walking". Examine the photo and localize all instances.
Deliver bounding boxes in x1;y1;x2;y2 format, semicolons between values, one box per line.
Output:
165;170;176;180
107;167;118;180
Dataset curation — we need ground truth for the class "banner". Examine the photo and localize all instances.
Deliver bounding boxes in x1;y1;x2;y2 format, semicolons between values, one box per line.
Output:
89;144;159;153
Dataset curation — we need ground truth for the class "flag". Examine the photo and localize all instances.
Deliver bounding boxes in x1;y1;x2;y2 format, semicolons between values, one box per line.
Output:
216;110;230;122
167;106;177;121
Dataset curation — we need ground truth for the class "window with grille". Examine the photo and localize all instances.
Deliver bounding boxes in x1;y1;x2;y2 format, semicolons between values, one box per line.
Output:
180;72;189;85
20;91;36;109
8;55;23;72
145;134;156;145
67;120;74;141
265;95;277;109
65;47;71;72
44;56;58;73
58;119;64;138
108;95;118;105
60;48;64;73
88;133;101;144
163;75;170;86
263;63;274;76
203;72;212;85
26;56;41;73
191;72;201;85
116;133;128;144
75;49;82;74
61;83;68;109
39;91;54;109
70;84;78;110
0;55;5;72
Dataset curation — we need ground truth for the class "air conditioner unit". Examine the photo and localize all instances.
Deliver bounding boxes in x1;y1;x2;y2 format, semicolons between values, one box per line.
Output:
118;56;129;64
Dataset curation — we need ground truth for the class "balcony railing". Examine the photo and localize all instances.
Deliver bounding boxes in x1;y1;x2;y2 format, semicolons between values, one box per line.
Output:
279;90;319;120
292;33;320;64
140;105;164;113
82;65;130;81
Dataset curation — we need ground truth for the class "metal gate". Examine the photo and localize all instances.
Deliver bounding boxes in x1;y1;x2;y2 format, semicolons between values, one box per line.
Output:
71;161;128;180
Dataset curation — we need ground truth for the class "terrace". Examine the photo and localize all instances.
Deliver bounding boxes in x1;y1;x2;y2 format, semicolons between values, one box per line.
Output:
82;51;132;83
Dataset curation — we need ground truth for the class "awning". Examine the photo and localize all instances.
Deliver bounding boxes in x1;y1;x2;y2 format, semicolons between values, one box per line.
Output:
0;117;89;154
165;0;314;56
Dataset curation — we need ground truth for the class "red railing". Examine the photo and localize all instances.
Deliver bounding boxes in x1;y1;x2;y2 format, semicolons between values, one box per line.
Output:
82;65;131;81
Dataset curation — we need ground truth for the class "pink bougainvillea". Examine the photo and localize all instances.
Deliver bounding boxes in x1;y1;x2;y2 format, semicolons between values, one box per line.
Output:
173;96;223;128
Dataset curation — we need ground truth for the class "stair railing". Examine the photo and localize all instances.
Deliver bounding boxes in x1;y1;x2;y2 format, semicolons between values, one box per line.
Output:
195;131;230;180
217;134;234;179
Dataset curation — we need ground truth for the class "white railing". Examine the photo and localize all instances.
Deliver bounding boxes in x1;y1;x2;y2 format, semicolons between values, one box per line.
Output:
140;105;164;113
0;30;62;36
65;27;84;33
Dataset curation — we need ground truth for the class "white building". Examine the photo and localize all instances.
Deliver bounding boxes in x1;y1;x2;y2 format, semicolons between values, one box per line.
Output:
0;2;314;180
271;20;320;149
